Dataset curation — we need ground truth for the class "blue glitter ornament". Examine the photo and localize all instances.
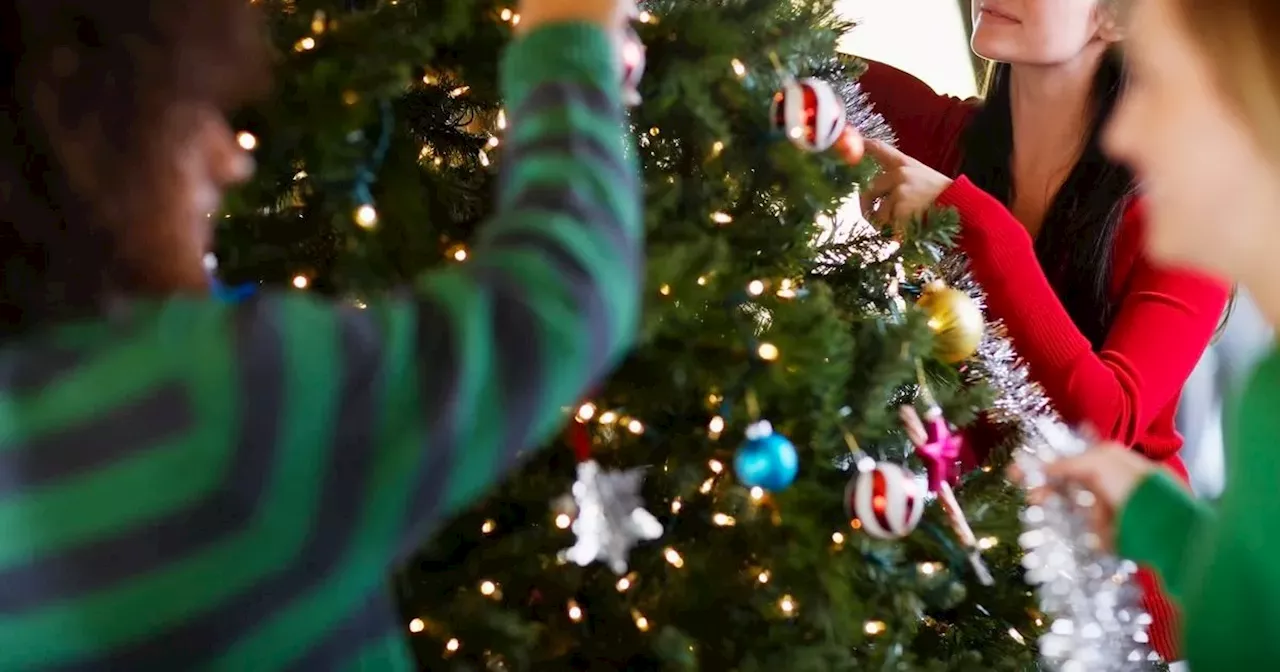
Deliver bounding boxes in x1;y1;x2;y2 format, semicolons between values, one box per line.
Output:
733;420;799;491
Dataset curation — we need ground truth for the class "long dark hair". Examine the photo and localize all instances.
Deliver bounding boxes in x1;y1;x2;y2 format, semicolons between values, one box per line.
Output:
959;51;1134;349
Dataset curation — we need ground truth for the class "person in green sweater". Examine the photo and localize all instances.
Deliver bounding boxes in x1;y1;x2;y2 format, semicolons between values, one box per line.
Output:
0;0;641;668
1017;0;1280;667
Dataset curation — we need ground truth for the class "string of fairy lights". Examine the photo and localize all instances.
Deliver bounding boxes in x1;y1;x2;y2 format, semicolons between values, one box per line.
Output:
225;2;1042;663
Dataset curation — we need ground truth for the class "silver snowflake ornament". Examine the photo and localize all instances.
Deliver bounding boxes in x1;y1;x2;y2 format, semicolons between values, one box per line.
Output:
561;460;663;574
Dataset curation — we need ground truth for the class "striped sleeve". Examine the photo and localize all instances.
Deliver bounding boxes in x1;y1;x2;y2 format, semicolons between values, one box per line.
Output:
206;23;638;666
310;21;641;552
379;20;642;533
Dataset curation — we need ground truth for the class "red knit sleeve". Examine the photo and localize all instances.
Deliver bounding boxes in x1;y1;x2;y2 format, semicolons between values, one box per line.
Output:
936;177;1230;460
856;60;976;174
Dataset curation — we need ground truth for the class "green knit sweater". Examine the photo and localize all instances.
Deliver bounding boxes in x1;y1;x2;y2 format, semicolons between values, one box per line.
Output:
1119;347;1280;668
0;22;640;670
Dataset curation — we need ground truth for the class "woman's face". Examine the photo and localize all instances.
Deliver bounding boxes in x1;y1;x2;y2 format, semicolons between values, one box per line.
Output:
1104;0;1280;279
971;0;1115;65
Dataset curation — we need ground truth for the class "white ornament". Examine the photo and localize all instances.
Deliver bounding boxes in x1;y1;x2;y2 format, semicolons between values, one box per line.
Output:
846;462;925;539
561;460;663;574
770;77;847;152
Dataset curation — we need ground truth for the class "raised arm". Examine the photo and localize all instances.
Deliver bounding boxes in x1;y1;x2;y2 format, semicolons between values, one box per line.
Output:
358;20;639;534
937;178;1229;458
854;59;976;174
214;15;641;559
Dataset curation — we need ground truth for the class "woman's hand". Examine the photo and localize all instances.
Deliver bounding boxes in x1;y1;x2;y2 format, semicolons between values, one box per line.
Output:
860;140;954;231
1010;443;1160;547
518;0;634;32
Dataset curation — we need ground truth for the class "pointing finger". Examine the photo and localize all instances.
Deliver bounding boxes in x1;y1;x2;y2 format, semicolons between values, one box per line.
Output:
863;138;907;168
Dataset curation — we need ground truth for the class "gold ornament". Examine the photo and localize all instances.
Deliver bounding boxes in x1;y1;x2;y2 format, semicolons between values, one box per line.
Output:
916;280;984;363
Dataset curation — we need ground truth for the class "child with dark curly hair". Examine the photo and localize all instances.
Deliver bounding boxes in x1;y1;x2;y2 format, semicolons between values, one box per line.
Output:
0;0;642;667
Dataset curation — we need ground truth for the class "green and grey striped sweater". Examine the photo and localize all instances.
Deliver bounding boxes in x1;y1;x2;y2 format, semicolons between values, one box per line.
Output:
0;23;641;670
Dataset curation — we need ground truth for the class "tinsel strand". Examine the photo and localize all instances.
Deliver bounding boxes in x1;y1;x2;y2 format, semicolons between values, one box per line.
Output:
938;257;1158;670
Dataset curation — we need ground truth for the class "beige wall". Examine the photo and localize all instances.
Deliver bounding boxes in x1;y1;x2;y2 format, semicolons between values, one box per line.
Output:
835;0;978;98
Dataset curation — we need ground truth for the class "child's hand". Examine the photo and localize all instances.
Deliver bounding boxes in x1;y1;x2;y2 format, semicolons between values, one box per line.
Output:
518;0;635;32
1009;443;1159;548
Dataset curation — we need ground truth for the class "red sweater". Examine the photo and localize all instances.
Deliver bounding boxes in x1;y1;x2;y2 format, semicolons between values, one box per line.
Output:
858;61;1230;659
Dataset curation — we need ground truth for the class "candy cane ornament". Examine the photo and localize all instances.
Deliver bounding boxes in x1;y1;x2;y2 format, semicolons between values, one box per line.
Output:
901;404;995;585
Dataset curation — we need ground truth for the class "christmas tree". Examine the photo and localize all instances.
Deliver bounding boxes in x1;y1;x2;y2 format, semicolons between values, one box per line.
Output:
221;0;1045;669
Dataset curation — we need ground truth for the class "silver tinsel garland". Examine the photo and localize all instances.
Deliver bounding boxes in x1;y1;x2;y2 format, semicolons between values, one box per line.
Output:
838;76;897;147
939;258;1158;670
838;75;1158;669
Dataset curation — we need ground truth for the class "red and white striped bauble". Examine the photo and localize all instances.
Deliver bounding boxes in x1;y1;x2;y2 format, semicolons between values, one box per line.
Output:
846;462;925;539
770;77;847;152
620;24;645;107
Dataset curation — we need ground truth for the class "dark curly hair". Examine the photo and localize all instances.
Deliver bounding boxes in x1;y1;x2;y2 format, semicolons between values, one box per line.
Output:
0;0;269;333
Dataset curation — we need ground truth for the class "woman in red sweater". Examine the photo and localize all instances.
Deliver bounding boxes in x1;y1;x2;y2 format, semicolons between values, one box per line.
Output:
856;0;1229;661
